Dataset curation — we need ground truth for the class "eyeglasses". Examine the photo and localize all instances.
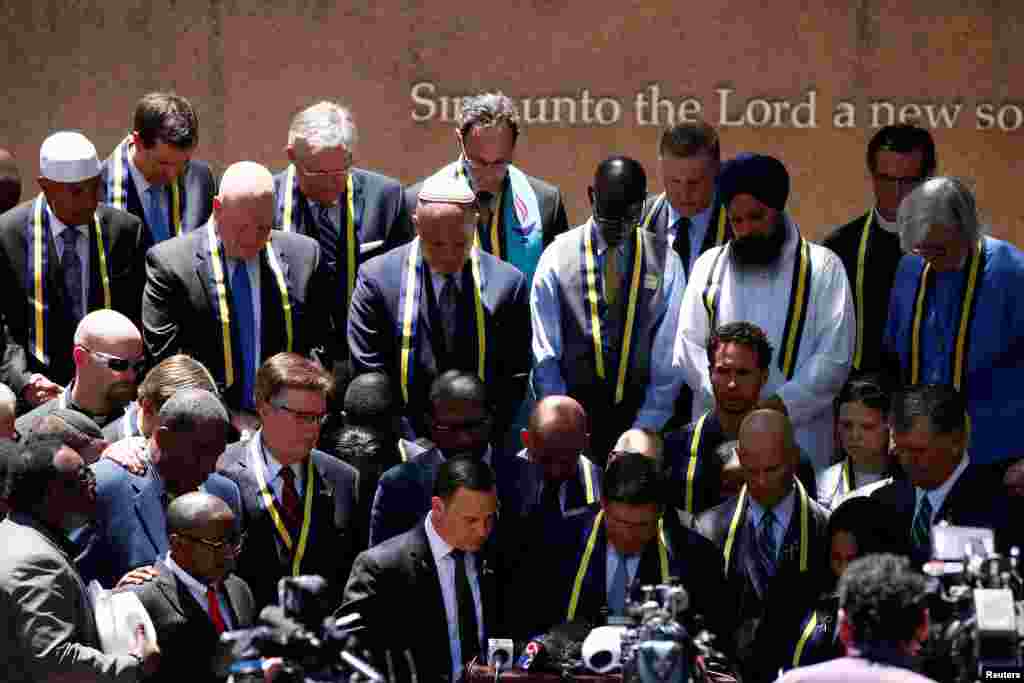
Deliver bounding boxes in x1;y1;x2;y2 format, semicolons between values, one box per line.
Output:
593;199;646;231
178;532;246;554
430;415;491;435
271;402;329;426
79;346;147;374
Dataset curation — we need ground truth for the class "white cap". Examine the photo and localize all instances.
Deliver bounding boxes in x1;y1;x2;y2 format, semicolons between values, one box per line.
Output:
39;131;101;183
418;170;476;204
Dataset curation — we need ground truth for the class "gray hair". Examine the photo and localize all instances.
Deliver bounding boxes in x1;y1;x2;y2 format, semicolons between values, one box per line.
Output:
0;383;16;420
457;93;520;142
897;176;982;251
159;388;228;432
287;101;358;157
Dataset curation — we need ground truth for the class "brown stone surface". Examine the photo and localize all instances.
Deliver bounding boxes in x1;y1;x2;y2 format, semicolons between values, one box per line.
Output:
2;0;1022;243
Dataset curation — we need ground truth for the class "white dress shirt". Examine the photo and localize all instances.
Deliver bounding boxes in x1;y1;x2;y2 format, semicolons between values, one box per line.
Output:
164;556;234;630
424;512;484;682
48;207;90;303
673;216;855;468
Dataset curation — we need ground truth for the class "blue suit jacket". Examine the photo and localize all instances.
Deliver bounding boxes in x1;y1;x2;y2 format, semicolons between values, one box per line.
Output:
77;458;242;588
99;154;216;250
348;241;530;435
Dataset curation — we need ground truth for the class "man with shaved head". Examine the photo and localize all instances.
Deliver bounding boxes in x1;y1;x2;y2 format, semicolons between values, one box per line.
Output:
142;160;332;416
0;148;21;214
126;492;255;683
348;170;530;440
697;409;831;683
531;155;686;465
16;310;145;435
0;131;145;408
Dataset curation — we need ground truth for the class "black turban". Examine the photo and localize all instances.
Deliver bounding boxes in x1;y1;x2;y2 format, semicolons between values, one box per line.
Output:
718;153;790;212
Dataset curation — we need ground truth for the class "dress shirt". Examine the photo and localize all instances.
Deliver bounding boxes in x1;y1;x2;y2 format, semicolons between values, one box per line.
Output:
430;269;462;298
605;544;642;601
129;152;170;231
747;488;796;558
224;249;261;369
530;220;686;430
164;556;234;630
257;431;305;499
672;216;855;467
916;453;969;524
48;207;90;303
666;201;712;274
873;207;900;234
424;512;484;682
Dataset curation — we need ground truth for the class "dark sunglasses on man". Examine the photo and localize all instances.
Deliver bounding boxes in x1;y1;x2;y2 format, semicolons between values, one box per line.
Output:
77;346;147;374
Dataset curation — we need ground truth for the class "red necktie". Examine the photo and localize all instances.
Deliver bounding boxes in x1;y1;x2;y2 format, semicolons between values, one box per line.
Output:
279;465;302;530
207;585;226;634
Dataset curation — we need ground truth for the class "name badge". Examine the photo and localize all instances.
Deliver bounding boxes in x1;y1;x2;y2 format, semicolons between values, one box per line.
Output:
644;273;659;290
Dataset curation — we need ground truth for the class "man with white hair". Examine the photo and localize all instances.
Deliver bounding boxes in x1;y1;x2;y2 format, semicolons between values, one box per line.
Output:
348;171;530;440
884;176;1024;465
0;131;145;408
16;310;145;434
100;92;216;248
142;161;332;415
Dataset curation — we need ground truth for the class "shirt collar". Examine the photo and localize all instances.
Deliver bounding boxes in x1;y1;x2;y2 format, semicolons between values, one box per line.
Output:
47;204;87;236
873;207;900;234
259;431;301;483
748;485;796;532
666;201;712;230
919;453;970;513
165;554;215;591
128;145;155;197
425;509;456;561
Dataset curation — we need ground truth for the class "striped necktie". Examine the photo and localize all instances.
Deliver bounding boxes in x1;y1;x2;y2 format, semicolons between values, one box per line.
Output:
912;495;934;553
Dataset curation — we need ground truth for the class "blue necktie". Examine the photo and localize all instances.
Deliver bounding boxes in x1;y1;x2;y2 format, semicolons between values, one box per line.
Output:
609;552;629;615
232;262;256;410
912;495;934;554
316;204;340;277
146;185;170;243
61;228;84;323
758;509;778;579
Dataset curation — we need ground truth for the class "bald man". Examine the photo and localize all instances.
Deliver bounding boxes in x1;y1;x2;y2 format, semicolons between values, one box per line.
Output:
531;156;686;466
16;310;145;435
125;492;255;683
0;132;145;408
348;170;530;439
697;409;830;683
142;161;333;414
0;148;21;214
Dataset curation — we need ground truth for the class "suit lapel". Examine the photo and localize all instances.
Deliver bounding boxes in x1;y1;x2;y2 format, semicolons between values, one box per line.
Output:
351;170;365;241
133;472;168;557
194;227;241;387
260;244;289;358
408;525;452;675
579;518;608;619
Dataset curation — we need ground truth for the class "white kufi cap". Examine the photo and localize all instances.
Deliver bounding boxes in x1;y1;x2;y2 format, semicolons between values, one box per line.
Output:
418;170;476;204
39;131;101;183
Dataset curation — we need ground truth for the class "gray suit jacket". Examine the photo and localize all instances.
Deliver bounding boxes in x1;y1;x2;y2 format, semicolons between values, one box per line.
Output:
777;655;937;682
0;513;139;682
128;562;255;683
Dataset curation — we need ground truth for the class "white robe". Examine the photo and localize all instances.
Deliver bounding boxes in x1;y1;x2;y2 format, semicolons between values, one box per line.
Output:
673;217;854;469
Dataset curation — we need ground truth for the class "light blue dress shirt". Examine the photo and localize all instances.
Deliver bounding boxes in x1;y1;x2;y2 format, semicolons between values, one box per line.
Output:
747;488;796;560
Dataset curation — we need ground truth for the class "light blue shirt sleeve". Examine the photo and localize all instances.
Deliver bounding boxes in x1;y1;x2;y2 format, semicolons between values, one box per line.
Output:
633;249;687;431
530;241;568;397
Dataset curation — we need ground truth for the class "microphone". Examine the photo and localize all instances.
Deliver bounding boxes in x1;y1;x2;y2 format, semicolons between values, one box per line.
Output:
487;638;514;670
259;605;315;643
516;638;546;670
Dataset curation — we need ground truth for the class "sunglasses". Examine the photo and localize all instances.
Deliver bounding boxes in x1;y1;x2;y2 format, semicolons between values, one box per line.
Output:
79;346;147;374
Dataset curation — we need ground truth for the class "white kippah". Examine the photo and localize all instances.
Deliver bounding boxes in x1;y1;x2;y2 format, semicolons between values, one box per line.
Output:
39;131;101;183
418;171;476;204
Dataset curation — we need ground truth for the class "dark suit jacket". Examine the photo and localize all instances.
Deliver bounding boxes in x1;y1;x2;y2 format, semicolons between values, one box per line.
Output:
697;484;831;683
0;200;145;395
127;562;255;683
348;241;530;436
403;169;569;252
274;167;413;367
141;222;333;409
76;457;242;588
100;152;216;249
866;461;1021;564
369;444;522;548
643;192;731;273
339;522;504;683
822;210;904;374
217;439;359;611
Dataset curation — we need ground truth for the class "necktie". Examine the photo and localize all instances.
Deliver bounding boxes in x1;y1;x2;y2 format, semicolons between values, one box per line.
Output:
608;552;630;615
231;262;256;410
207;584;227;634
439;275;458;353
673;216;692;280
477;191;494;246
279;465;302;532
316;204;340;277
451;549;481;665
146;185;170;243
912;494;934;553
604;247;621;305
758;509;778;579
538;481;562;518
60;228;84;323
